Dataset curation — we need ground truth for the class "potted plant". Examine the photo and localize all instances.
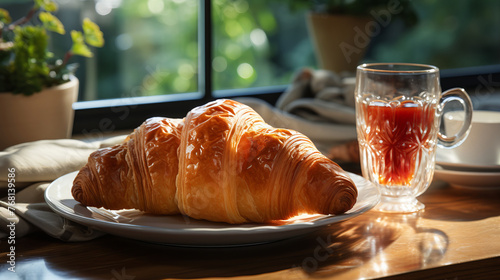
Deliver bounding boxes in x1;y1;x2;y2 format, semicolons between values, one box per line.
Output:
0;0;104;150
287;0;418;74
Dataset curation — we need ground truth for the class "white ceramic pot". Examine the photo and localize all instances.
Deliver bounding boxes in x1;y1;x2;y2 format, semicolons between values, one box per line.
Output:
0;76;79;150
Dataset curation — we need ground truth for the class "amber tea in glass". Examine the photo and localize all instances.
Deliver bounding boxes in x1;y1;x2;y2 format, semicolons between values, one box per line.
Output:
355;63;473;213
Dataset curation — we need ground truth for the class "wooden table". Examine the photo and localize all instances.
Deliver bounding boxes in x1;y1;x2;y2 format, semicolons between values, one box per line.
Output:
2;179;500;280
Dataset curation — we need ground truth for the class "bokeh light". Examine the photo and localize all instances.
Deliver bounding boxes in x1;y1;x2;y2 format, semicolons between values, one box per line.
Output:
212;56;228;72
178;63;195;79
148;0;164;14
173;76;190;92
95;1;112;16
225;44;242;60
237;63;254;79
250;28;267;47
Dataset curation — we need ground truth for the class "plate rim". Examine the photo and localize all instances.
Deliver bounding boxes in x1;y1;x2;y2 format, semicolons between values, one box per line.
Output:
433;165;500;188
436;150;500;171
434;166;500;176
436;160;500;171
45;171;380;245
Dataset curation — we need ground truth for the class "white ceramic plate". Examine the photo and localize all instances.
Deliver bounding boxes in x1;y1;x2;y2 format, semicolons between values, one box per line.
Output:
45;171;380;247
436;149;500;171
434;166;500;189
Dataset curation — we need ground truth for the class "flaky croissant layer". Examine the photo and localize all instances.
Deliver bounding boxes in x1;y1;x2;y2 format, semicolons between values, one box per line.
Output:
72;99;358;224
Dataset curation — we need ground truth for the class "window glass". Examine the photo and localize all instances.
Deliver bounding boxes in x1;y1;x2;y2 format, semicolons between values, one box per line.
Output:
2;0;499;104
2;0;199;101
212;0;315;91
84;0;198;100
212;0;500;92
363;0;500;69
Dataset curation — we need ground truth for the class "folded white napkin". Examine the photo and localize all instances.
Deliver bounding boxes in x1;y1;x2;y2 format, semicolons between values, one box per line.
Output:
0;136;126;241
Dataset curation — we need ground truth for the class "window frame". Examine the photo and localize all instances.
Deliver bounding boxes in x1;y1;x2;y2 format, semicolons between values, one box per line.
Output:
72;0;500;137
72;0;285;137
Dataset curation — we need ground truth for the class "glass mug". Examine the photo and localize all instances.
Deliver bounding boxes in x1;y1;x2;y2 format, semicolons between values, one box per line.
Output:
355;63;472;213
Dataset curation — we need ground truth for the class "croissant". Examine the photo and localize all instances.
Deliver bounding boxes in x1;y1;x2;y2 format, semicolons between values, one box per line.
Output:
72;99;357;224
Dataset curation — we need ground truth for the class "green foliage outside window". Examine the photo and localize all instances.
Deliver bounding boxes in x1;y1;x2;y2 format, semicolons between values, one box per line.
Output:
4;0;497;100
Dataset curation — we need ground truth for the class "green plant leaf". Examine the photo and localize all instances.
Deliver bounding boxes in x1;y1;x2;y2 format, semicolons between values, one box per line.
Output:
82;18;104;47
35;0;58;12
70;30;92;57
9;26;50;95
0;8;12;25
39;12;65;35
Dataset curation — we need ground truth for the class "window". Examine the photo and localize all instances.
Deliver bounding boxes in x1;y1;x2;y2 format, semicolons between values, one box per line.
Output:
47;0;312;103
212;0;314;91
364;0;500;69
55;0;200;100
3;0;500;137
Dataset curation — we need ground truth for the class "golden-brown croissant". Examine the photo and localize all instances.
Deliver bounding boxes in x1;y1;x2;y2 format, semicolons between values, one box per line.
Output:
72;117;183;215
72;99;357;224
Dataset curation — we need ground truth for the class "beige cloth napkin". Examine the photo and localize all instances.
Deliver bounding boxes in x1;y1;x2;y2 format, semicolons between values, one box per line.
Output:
0;136;126;241
237;68;357;154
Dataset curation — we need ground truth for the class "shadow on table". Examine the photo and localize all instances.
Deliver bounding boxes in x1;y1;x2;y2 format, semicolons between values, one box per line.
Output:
301;211;449;279
421;181;500;221
36;214;397;279
37;209;448;279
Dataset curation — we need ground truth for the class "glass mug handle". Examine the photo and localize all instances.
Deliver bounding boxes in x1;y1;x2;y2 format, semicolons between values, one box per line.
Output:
437;87;473;148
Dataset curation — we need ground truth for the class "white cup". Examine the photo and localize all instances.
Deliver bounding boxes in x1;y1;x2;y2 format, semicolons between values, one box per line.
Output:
443;110;500;166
